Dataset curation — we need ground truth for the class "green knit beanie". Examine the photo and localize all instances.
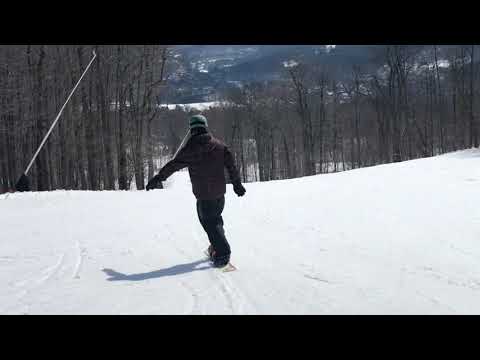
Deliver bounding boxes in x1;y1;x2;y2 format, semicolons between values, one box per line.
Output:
189;114;208;129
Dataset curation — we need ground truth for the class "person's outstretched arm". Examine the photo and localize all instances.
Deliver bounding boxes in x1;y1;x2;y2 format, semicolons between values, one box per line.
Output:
146;142;194;190
224;147;246;197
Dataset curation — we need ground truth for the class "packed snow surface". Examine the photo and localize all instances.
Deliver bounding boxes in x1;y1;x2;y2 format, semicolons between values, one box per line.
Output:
1;149;480;314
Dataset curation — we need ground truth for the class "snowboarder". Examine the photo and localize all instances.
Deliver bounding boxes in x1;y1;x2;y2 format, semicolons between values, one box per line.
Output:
146;114;246;268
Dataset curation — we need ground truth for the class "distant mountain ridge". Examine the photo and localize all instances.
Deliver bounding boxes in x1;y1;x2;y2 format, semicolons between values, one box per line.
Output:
165;45;445;103
167;45;338;102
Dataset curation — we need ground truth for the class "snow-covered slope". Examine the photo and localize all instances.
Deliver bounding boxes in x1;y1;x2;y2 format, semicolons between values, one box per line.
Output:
1;149;480;314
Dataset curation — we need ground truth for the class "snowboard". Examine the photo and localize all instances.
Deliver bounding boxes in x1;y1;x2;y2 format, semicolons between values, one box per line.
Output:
219;263;237;272
203;249;237;272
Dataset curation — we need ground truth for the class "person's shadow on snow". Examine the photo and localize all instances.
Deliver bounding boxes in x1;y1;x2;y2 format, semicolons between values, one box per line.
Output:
102;259;211;281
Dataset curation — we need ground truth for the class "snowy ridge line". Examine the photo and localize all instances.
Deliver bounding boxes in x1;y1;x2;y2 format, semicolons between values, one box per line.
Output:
158;101;230;111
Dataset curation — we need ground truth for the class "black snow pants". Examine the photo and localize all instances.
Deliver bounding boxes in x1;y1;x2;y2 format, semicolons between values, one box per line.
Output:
196;196;231;261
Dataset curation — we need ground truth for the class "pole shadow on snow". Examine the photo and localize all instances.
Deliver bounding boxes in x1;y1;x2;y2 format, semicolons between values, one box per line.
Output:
102;259;211;282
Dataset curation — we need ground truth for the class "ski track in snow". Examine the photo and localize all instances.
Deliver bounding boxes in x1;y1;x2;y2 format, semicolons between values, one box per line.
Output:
73;239;86;279
165;224;207;314
38;253;66;285
415;290;457;313
2;149;480;314
3;253;66;314
166;222;247;314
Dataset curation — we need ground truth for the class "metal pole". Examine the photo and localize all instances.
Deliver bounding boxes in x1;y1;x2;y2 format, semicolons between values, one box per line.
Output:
172;130;191;160
24;50;97;175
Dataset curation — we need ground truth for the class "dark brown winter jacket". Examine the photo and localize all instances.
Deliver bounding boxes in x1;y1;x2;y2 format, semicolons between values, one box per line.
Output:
157;132;242;200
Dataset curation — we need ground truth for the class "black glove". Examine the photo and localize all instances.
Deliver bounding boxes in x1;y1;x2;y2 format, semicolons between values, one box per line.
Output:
146;175;163;191
233;182;246;197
